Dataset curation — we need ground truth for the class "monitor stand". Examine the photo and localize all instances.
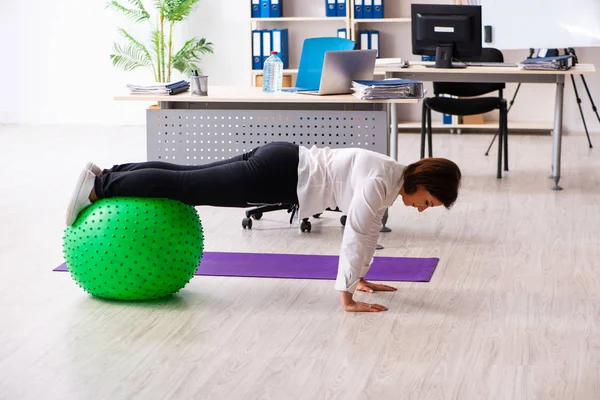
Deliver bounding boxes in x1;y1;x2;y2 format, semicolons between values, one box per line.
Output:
425;44;467;69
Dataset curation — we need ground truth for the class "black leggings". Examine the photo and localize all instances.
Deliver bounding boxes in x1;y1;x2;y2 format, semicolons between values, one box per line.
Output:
94;142;300;207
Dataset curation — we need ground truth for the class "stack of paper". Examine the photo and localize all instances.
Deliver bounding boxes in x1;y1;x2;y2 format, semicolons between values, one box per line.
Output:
127;80;190;95
351;79;424;100
521;55;574;71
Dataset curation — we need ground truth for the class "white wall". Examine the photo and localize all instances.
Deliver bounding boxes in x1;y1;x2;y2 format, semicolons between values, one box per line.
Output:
1;0;599;136
0;0;248;126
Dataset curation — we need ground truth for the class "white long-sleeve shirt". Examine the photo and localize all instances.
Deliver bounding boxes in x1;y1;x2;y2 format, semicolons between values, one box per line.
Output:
296;145;406;293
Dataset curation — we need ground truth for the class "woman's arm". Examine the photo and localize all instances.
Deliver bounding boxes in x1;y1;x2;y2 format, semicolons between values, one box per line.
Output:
335;179;390;312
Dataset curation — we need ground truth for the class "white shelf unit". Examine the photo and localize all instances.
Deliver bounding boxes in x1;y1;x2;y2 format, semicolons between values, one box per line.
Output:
249;0;549;133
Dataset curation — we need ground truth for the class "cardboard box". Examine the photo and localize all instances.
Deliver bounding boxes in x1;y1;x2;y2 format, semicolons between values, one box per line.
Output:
255;74;293;88
462;114;485;125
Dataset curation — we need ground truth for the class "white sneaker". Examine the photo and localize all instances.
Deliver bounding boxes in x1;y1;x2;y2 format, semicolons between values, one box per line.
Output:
66;168;96;225
85;161;102;176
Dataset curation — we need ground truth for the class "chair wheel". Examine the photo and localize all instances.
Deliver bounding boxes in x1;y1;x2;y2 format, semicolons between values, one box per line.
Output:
340;215;347;226
242;217;252;229
312;213;322;219
300;220;312;233
252;211;263;220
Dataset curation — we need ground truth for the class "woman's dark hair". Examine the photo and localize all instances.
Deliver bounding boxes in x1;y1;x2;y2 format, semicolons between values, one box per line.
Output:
402;158;461;209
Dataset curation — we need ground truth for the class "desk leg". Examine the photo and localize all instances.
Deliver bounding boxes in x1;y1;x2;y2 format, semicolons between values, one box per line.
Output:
390;103;398;161
551;76;565;191
386;71;399;161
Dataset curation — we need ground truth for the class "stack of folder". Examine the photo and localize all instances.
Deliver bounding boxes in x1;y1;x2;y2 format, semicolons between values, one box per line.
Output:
351;79;424;100
326;0;347;16
251;0;282;18
127;80;190;95
252;29;289;70
354;0;384;18
521;55;574;71
360;30;380;58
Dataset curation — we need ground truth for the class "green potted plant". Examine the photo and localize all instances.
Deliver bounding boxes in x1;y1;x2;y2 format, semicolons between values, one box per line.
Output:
107;0;214;83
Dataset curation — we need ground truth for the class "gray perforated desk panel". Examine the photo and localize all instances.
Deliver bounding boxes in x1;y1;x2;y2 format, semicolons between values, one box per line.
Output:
147;103;389;164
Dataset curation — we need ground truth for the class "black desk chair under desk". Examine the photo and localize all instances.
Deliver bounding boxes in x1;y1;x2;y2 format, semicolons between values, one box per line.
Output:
421;48;509;178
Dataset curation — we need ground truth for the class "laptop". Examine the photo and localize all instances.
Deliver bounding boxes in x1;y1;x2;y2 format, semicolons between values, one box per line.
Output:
285;49;377;95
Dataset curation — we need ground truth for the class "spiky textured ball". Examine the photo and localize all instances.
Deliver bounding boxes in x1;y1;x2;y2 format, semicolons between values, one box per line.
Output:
62;197;204;300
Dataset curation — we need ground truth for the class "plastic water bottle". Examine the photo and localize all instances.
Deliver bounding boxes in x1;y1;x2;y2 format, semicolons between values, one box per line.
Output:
262;51;283;93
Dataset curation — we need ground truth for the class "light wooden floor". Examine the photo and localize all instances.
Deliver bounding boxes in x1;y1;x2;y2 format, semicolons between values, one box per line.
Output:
1;125;599;400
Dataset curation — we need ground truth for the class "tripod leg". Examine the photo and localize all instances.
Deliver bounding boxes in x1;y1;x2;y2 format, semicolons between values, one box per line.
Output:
571;75;593;148
485;131;498;156
580;75;597;148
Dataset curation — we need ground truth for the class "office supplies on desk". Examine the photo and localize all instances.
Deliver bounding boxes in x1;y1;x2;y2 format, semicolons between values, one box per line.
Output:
354;0;363;18
374;0;383;18
521;55;574;71
191;71;208;96
285;49;376;95
260;0;270;17
270;0;281;18
127;80;190;95
326;0;336;16
351;79;424;100
336;0;346;16
271;28;289;68
252;30;263;69
363;0;373;18
251;0;260;17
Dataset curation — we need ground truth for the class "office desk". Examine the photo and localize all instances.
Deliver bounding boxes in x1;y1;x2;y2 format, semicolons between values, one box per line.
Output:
115;86;418;162
379;63;596;190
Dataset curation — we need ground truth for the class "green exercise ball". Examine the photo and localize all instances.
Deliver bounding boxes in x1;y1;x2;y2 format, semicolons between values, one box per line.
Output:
62;197;204;300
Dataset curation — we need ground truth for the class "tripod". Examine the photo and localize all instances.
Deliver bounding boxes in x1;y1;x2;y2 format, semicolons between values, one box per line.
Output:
485;47;597;156
564;47;598;148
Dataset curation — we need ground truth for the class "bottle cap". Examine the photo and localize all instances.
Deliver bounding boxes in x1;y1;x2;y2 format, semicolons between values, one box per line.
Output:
271;51;278;55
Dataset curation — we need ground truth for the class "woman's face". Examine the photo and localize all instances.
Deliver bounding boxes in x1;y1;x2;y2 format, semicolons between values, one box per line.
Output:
399;186;442;212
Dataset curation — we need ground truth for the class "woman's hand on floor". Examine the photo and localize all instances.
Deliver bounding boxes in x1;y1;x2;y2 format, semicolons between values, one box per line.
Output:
340;291;388;312
356;278;397;293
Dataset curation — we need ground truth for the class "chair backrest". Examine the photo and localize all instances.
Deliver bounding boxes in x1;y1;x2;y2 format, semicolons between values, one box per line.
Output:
434;48;506;97
296;37;357;89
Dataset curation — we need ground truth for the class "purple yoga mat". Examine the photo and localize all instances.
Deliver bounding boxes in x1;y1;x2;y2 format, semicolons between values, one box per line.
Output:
55;252;438;282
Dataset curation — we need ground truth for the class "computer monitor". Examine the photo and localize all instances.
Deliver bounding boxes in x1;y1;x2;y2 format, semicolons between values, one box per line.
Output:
411;4;482;69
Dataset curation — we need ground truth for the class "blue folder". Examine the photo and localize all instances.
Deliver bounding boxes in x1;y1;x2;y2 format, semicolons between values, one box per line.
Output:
270;0;281;18
261;30;272;67
326;0;336;17
370;30;380;58
271;28;289;69
337;0;346;16
251;0;260;18
359;30;370;50
260;0;270;18
252;30;263;70
374;0;383;18
363;0;373;18
337;28;347;39
354;0;363;18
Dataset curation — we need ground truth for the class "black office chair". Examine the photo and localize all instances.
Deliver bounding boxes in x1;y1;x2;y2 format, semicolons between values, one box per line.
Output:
421;48;509;178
